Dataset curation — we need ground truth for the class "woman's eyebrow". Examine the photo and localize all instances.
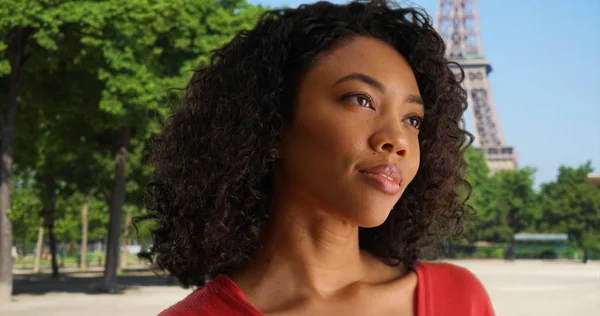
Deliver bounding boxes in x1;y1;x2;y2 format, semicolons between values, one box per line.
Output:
333;72;386;93
405;94;424;105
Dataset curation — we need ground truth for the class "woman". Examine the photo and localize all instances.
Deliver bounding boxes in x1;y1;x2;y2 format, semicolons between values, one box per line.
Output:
149;0;494;315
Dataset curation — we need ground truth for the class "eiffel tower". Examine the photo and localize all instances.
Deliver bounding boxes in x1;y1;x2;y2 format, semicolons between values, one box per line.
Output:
436;0;518;172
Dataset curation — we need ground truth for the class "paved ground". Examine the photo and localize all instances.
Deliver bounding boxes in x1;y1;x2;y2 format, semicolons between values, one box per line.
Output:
453;260;600;316
1;260;598;315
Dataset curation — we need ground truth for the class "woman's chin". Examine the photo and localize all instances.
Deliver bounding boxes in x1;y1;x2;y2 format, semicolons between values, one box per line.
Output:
354;209;394;228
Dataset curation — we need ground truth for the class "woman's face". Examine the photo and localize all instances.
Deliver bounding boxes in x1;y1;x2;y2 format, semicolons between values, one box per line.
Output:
278;36;423;228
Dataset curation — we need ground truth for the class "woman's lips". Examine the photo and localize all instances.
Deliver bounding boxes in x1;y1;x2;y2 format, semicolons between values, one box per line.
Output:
359;164;403;195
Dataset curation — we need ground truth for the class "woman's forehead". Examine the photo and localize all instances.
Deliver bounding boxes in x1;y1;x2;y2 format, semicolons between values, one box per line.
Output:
301;36;420;95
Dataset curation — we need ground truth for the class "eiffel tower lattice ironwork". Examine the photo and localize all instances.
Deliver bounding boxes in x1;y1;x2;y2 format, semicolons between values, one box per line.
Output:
436;0;518;172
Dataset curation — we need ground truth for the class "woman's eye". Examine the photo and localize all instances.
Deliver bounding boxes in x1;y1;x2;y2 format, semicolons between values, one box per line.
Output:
404;116;424;130
342;93;374;109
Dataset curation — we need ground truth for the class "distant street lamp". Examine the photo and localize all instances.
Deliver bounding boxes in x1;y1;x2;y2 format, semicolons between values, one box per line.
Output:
586;173;600;185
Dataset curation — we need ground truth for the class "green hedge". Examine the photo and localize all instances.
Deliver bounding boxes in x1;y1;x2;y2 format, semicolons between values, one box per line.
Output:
439;243;582;260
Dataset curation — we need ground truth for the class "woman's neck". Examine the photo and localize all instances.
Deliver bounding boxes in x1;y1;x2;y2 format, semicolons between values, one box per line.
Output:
229;193;399;306
258;204;370;294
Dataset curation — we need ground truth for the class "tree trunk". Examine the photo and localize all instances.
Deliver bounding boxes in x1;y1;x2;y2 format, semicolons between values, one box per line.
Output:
59;240;65;268
22;238;27;257
46;187;59;278
80;194;89;271
0;26;32;303
95;240;103;267
103;125;131;292
120;208;132;270
33;221;44;273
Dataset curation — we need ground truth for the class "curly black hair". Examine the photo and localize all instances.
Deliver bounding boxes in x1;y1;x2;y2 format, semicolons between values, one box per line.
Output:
147;0;473;288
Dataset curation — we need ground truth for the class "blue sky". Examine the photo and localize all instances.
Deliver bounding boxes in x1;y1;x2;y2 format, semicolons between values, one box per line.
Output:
248;0;600;187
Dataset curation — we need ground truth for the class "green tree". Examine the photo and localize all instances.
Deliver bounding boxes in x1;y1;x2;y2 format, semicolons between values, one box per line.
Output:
538;162;600;262
2;0;264;297
463;148;539;243
0;0;93;300
462;148;502;242
491;167;539;236
14;24;113;277
464;148;491;212
73;0;264;292
9;169;41;253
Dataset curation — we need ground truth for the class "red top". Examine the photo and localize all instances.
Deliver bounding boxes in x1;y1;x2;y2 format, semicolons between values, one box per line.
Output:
159;261;495;316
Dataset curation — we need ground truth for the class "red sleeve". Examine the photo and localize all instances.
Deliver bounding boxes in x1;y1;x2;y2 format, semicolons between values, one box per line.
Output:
158;288;212;316
158;275;263;316
417;262;495;316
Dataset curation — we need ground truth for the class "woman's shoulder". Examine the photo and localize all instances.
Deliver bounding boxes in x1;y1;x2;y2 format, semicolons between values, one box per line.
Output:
158;275;262;316
417;261;485;288
158;288;208;316
416;261;495;315
158;281;215;316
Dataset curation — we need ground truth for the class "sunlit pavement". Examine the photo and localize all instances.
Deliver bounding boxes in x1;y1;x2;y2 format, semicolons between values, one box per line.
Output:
1;260;599;316
452;260;600;316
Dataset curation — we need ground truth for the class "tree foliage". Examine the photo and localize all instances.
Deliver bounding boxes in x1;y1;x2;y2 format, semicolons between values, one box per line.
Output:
462;148;600;253
2;0;265;297
538;162;600;255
